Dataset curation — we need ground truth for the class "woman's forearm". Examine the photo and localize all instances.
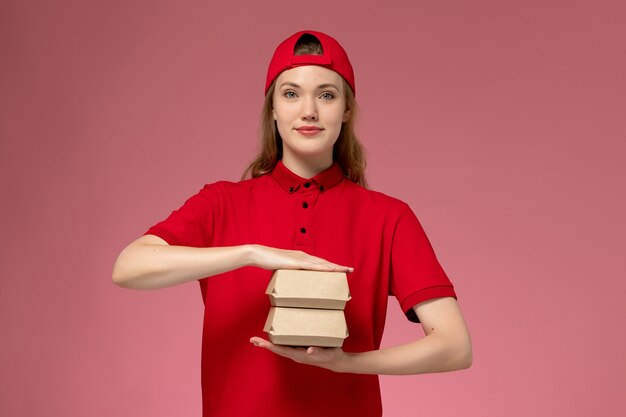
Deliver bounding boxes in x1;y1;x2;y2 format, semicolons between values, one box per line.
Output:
339;332;472;375
112;238;255;290
337;298;473;375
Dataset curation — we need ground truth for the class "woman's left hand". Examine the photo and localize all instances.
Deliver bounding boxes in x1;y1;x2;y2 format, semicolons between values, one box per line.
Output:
250;336;346;372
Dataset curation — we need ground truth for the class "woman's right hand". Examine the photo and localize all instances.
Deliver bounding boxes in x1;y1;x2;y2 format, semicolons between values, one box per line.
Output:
247;244;353;273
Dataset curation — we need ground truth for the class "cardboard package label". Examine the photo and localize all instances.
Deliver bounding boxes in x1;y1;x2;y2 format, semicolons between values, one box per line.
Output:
263;307;349;347
265;269;351;309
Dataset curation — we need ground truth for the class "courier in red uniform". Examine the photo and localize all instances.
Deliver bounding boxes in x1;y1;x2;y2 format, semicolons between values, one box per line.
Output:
113;30;472;417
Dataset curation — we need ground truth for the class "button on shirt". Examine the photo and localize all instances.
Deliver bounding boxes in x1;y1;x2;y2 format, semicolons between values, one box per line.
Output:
146;160;456;417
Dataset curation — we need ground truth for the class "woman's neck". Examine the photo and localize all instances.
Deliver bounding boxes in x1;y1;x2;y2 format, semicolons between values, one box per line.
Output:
281;153;333;179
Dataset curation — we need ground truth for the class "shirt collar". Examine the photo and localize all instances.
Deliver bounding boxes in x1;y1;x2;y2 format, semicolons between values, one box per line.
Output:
270;160;345;194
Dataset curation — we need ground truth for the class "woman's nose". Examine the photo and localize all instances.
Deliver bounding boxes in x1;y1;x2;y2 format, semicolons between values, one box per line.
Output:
300;97;318;120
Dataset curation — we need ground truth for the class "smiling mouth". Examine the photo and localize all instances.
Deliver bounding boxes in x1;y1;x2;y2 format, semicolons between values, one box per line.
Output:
295;126;324;135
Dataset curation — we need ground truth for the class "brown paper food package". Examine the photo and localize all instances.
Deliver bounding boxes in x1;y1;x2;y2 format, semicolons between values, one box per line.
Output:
263;306;349;347
265;269;351;310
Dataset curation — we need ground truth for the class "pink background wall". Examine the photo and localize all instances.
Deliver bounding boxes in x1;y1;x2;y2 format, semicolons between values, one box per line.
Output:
1;0;625;416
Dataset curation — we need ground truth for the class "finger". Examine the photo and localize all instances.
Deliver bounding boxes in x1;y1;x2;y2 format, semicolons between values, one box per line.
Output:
250;337;307;361
249;336;266;347
326;264;354;273
292;262;340;272
303;260;354;273
292;251;354;272
306;346;329;360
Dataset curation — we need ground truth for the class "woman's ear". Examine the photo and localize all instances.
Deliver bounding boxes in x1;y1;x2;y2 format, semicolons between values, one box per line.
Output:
342;107;351;123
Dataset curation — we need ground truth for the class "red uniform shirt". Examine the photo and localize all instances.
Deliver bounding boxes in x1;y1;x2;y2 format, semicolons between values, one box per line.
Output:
146;160;456;417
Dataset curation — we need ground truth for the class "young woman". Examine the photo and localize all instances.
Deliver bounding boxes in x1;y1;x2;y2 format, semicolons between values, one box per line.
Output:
113;30;472;417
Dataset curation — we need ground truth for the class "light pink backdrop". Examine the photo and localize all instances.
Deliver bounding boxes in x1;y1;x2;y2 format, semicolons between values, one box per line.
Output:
1;0;625;416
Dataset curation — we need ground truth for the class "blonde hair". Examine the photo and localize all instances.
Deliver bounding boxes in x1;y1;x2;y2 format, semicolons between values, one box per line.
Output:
242;36;367;187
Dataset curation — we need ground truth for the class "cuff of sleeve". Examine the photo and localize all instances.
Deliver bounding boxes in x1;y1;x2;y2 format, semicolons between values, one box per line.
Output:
144;227;181;246
401;285;457;323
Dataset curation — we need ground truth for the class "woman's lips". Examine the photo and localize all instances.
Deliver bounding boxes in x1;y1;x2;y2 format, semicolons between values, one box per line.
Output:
295;126;324;136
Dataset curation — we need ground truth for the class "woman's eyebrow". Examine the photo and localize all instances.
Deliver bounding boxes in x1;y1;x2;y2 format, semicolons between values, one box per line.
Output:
278;82;340;91
279;82;301;89
316;83;339;91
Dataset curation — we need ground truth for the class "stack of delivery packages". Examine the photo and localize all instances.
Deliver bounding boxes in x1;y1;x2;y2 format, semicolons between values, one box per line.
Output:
263;269;351;347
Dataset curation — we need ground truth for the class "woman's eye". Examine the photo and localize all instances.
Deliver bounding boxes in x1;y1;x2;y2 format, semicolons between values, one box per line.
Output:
284;91;297;99
320;92;335;100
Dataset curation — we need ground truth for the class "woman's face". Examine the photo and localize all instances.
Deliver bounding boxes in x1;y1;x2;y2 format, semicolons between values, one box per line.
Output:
272;65;351;164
